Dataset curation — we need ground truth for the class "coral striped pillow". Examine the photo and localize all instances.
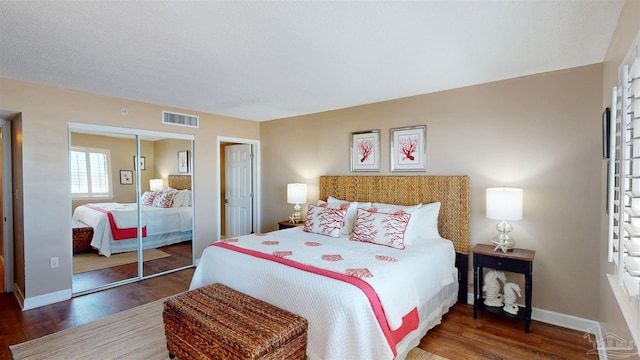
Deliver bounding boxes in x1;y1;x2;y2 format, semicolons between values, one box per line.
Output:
141;191;158;206
350;208;412;250
152;189;177;208
303;204;346;238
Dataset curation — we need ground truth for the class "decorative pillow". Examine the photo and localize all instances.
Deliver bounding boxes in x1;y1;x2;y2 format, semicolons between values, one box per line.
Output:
350;208;412;249
327;196;372;235
152;189;177;208
303;204;347;238
141;191;158;206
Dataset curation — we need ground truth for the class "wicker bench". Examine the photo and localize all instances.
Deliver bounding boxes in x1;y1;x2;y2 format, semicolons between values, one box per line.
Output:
163;283;308;360
72;220;93;253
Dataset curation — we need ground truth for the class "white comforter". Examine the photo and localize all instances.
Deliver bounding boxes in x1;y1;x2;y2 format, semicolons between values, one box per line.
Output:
72;203;192;256
190;227;457;360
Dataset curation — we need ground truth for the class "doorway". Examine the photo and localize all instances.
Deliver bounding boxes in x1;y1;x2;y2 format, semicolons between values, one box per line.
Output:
0;117;13;293
218;137;260;239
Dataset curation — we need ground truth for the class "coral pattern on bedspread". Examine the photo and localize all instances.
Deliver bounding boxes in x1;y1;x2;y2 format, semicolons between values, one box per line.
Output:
213;230;427;357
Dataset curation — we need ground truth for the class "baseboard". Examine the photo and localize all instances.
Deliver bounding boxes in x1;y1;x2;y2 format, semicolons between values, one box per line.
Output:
21;288;72;311
13;283;25;309
466;292;599;332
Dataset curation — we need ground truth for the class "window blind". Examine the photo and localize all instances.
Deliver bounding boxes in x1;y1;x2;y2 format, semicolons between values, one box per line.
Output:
71;147;112;198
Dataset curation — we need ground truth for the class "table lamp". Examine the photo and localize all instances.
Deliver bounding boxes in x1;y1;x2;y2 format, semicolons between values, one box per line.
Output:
150;179;164;191
486;187;523;252
287;183;307;223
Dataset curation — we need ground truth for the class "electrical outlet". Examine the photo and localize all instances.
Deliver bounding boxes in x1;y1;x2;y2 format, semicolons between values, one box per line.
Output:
50;257;59;268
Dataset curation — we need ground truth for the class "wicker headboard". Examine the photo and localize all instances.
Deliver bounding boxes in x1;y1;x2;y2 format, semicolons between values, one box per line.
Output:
168;175;192;190
319;175;470;255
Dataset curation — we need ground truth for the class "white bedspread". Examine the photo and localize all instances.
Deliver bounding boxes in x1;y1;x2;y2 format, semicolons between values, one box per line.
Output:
190;227;457;360
72;203;192;256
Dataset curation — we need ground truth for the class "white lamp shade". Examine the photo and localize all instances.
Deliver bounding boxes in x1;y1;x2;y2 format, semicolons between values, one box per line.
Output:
287;183;307;204
486;187;523;221
150;179;164;191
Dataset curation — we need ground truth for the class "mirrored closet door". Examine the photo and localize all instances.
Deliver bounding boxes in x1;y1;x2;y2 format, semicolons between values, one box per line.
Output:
69;124;194;295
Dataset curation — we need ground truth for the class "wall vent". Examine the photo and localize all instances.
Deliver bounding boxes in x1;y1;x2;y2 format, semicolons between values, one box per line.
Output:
162;111;199;128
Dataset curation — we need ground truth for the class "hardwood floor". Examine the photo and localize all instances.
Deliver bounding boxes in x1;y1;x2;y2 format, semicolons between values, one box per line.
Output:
0;268;194;360
2;269;598;360
419;304;599;359
72;241;192;293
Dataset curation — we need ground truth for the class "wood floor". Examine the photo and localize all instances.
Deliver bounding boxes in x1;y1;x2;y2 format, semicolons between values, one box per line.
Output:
1;267;598;360
72;241;193;293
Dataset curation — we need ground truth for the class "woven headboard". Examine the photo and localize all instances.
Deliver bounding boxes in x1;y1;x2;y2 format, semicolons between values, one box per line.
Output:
319;176;470;255
168;175;192;190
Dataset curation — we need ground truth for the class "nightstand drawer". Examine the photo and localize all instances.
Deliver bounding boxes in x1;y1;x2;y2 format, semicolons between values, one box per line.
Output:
475;255;530;274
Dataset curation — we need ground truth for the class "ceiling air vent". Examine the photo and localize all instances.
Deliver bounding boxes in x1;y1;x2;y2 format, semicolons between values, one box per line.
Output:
162;111;199;128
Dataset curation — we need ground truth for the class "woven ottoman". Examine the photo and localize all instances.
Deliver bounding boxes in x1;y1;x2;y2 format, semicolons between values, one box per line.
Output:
163;283;308;360
72;220;93;253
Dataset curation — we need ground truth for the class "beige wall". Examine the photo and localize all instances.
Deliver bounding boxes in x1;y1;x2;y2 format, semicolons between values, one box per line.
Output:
599;0;640;352
0;78;260;300
261;63;603;320
154;138;193;180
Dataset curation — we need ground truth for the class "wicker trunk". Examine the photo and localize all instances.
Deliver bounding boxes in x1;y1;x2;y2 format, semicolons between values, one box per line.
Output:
72;220;93;253
163;283;308;360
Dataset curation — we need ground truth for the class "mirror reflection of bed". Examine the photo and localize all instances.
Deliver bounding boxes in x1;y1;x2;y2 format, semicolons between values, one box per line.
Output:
69;129;194;294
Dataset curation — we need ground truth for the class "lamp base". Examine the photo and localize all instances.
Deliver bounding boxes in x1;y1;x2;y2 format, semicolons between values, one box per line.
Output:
492;238;515;253
492;220;515;253
289;204;302;223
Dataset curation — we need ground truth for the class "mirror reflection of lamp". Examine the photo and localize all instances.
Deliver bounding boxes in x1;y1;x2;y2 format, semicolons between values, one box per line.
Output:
486;187;523;253
150;179;164;191
287;183;307;223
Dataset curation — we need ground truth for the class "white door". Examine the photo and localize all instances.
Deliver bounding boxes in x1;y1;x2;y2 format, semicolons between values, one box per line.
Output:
225;144;253;237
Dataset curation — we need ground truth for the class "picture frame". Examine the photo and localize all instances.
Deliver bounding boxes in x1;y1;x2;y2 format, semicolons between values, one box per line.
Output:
133;156;145;171
390;125;427;172
350;130;380;172
119;170;133;185
178;150;189;173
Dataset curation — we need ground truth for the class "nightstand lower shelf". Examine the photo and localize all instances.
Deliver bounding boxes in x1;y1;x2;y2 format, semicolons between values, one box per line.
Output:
476;299;527;321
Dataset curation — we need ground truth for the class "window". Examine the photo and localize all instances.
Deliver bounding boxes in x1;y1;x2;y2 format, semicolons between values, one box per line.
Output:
70;146;113;199
607;37;639;347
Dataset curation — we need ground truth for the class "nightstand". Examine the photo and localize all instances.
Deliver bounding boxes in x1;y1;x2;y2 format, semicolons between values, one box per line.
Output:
278;220;305;230
473;243;535;332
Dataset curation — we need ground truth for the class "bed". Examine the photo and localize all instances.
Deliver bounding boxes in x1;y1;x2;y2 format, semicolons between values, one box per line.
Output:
190;175;470;360
72;175;193;257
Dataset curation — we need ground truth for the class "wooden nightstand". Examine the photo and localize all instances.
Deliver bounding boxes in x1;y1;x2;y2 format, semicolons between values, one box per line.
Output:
278;220;305;230
472;243;535;332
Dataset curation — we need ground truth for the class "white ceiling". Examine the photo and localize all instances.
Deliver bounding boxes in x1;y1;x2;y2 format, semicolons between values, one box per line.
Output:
0;1;624;122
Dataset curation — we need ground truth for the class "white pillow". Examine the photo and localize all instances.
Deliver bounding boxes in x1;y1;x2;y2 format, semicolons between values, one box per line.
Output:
350;208;411;250
327;196;373;235
171;190;185;208
303;204;346;238
371;202;441;242
182;190;192;206
412;202;441;240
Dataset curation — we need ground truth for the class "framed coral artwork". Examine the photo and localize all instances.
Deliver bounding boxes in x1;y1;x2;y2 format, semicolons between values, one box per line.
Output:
350;129;380;172
390;125;427;172
178;150;189;173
